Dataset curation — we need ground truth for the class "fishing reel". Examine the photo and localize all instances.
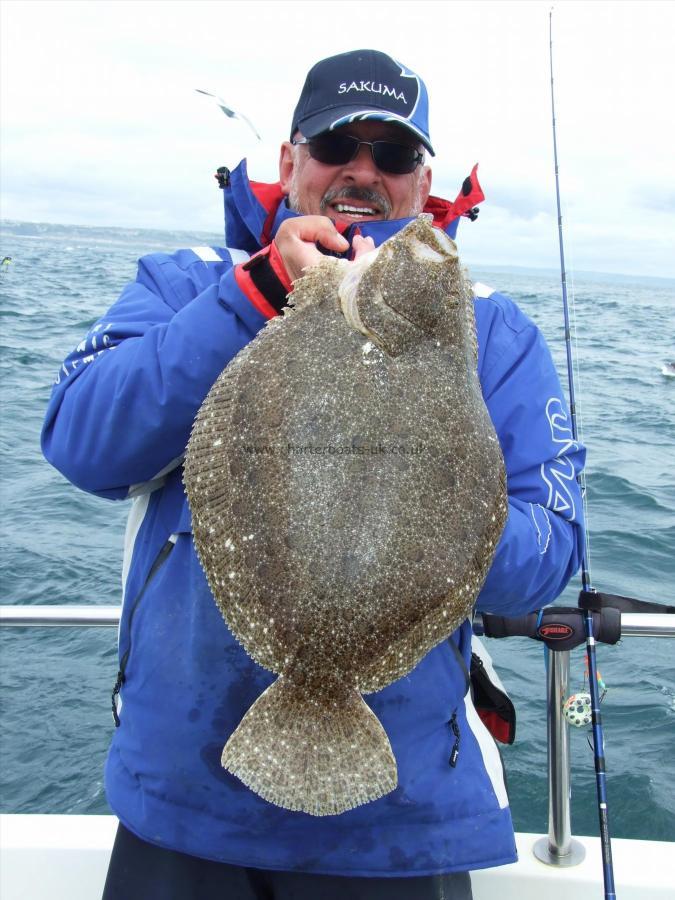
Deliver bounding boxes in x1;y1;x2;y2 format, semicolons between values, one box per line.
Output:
563;692;592;728
565;656;608;731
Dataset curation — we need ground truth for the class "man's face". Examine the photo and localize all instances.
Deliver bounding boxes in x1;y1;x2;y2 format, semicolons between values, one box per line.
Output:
279;121;432;227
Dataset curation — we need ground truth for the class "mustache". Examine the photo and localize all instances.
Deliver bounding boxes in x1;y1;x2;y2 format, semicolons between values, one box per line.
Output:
320;186;391;219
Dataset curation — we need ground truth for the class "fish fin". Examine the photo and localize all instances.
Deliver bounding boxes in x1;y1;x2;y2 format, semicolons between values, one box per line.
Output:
221;675;397;815
464;269;479;368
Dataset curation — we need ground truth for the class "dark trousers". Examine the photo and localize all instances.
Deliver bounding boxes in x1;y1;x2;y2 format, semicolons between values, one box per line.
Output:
103;824;473;900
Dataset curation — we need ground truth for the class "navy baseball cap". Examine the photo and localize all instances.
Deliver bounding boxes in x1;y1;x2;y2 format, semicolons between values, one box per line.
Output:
290;49;434;156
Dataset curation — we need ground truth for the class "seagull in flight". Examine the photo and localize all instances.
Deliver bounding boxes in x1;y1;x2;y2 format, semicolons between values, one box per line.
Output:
195;89;261;141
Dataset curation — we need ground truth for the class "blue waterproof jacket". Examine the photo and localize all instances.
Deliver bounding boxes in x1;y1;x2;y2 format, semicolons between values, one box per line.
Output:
42;160;585;876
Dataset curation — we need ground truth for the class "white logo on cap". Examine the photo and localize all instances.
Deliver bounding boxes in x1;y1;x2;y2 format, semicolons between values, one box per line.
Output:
338;81;407;104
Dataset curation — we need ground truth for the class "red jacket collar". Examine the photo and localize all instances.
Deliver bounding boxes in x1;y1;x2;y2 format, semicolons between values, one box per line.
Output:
224;158;484;250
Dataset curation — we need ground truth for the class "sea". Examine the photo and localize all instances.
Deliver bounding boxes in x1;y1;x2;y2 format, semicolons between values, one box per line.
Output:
1;219;673;844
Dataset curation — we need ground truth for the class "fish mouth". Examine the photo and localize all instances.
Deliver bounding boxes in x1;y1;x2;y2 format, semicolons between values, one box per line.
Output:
338;245;384;345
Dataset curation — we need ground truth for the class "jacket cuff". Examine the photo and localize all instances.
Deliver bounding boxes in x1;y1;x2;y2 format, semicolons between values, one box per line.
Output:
233;243;292;319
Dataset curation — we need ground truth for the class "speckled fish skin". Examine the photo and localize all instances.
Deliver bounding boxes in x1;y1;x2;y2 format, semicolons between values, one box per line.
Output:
184;215;508;816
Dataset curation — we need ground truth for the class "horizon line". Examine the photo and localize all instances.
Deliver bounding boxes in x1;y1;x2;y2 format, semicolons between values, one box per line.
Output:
2;217;674;284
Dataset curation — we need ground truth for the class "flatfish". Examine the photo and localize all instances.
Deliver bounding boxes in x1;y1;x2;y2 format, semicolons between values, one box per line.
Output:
184;216;507;816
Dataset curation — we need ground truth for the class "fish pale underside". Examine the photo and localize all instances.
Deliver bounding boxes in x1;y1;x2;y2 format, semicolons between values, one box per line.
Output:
184;215;507;816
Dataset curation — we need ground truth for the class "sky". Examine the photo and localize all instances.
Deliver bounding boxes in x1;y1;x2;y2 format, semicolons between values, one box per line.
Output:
1;0;674;277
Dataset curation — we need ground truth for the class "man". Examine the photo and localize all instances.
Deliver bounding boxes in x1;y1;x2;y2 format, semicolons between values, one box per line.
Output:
42;50;585;900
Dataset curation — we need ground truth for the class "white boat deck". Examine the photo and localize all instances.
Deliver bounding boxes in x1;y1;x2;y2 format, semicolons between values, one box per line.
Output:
1;815;672;899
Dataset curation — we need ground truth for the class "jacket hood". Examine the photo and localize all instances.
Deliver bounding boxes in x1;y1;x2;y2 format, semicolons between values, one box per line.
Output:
222;159;484;255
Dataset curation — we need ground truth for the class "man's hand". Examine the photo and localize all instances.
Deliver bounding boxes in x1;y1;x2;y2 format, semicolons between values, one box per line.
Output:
352;234;376;259
274;217;377;283
274;216;349;282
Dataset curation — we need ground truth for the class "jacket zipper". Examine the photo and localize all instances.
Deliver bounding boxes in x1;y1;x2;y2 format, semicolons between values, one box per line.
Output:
111;537;176;726
446;636;468;769
448;710;461;767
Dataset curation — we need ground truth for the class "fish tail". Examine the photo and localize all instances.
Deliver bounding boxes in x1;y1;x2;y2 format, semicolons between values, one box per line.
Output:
221;676;397;816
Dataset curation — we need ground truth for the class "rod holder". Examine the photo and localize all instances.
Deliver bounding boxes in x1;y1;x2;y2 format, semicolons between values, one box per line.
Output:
533;648;586;866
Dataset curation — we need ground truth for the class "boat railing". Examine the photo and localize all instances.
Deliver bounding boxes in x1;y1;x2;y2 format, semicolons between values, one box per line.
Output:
1;604;674;867
0;605;122;626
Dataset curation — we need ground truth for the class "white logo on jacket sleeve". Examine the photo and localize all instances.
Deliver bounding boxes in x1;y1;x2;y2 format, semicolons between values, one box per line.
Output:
529;503;552;555
541;397;579;522
54;322;116;384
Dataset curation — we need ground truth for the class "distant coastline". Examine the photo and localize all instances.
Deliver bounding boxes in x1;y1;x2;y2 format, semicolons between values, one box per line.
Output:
0;218;223;253
2;218;674;286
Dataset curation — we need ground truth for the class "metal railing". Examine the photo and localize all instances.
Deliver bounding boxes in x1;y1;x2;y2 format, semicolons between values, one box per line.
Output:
2;606;673;635
533;615;675;866
0;605;121;626
1;604;674;866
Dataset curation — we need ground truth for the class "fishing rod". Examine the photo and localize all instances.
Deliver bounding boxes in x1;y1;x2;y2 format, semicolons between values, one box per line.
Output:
549;9;616;898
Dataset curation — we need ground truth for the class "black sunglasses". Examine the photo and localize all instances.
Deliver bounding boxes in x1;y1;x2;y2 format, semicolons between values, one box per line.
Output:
291;133;424;175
